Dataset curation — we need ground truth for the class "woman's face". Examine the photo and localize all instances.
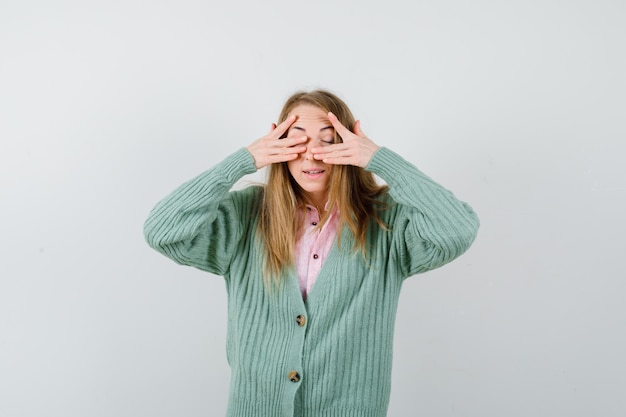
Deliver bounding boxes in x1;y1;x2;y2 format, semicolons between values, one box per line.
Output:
285;104;335;206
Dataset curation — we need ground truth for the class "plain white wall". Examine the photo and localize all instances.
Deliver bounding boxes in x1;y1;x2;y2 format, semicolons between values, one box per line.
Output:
1;0;625;416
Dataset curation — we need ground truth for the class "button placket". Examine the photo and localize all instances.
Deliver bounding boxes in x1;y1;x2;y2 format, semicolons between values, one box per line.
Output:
307;206;320;228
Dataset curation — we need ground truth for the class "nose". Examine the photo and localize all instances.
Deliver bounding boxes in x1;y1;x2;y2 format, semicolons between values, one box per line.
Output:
303;139;314;160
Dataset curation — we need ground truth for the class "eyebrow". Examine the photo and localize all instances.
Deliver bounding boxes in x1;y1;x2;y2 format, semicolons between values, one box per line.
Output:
291;125;334;132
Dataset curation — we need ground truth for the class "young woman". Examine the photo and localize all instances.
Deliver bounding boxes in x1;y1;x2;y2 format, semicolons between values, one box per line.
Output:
144;90;479;417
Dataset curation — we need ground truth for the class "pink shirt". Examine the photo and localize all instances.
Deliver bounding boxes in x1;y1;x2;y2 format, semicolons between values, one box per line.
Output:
294;205;339;300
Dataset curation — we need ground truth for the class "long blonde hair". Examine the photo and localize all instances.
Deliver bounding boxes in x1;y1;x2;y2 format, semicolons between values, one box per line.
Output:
258;90;388;288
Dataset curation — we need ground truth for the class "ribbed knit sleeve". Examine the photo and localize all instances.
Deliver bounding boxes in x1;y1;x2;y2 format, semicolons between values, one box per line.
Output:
143;148;258;275
366;147;479;278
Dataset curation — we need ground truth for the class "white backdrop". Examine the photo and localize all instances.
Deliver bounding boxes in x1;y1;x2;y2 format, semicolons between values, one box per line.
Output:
1;1;625;416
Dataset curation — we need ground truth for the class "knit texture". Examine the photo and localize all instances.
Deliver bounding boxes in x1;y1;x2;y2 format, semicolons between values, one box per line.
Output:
144;147;479;417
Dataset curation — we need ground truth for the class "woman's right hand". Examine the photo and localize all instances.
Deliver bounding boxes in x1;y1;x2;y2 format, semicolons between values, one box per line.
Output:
246;115;307;169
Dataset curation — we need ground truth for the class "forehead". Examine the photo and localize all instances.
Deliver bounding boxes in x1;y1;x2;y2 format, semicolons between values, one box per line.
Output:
288;104;330;125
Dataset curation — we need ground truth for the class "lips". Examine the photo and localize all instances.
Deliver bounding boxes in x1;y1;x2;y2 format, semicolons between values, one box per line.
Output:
302;169;326;180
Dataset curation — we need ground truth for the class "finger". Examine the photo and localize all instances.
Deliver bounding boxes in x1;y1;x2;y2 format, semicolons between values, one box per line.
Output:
282;143;307;154
267;137;307;158
270;148;307;159
270;115;296;139
266;150;304;164
310;142;349;155
311;149;354;162
267;123;277;134
327;112;354;139
270;135;307;149
353;120;365;137
316;155;357;166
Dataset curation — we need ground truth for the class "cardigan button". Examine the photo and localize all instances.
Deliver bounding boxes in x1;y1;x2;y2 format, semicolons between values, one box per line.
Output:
288;371;301;383
296;315;306;327
312;254;319;259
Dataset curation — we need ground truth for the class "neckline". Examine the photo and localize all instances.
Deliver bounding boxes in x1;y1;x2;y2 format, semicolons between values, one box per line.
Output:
288;226;354;308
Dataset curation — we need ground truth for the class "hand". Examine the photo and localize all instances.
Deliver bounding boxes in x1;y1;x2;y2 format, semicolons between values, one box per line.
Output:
246;115;308;169
311;112;380;168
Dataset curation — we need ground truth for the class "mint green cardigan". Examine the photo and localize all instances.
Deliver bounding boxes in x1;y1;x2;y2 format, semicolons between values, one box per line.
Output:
144;147;479;417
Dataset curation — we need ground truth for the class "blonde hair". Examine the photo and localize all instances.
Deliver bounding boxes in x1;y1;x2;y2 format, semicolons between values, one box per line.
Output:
258;90;388;288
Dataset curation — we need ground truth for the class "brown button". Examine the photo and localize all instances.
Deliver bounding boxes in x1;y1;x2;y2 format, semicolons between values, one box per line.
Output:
288;371;300;382
296;315;306;327
313;254;319;259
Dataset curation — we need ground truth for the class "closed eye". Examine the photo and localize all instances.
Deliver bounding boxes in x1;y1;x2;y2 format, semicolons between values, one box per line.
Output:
320;126;335;144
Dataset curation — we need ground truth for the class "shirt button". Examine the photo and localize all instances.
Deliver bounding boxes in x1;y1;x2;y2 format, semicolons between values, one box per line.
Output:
288;371;301;383
296;315;306;327
311;222;318;226
313;254;319;259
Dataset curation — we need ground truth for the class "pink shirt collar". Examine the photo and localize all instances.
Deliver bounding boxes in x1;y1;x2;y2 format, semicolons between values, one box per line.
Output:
294;205;340;300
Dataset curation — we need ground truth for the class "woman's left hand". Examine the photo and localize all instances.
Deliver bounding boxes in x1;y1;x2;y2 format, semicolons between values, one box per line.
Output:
311;112;380;168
